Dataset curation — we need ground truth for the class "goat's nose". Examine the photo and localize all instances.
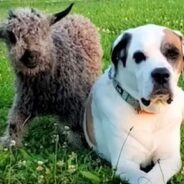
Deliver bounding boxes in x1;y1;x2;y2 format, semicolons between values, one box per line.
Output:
151;67;170;84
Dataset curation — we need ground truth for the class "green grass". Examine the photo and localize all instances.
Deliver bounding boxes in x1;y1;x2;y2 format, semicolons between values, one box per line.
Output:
0;0;184;183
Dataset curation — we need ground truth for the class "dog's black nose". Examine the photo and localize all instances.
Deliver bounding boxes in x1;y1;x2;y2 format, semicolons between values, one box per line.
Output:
151;68;170;84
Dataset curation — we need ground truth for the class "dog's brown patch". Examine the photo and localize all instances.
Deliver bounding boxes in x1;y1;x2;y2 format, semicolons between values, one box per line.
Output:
83;94;96;147
161;29;183;73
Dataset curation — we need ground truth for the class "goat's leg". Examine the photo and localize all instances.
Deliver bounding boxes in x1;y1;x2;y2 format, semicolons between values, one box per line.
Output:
0;103;33;147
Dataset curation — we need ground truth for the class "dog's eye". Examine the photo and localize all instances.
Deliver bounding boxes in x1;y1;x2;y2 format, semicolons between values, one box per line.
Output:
133;51;146;64
165;47;179;60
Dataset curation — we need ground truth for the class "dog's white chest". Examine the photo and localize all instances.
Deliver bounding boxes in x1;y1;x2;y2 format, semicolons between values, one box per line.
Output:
92;78;183;165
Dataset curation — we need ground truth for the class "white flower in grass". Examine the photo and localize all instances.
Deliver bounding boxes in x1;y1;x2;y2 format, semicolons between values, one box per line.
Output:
40;145;43;149
45;168;50;175
68;164;76;173
106;29;110;34
24;142;28;146
64;126;70;131
3;148;8;152
62;144;67;148
38;175;44;184
102;28;106;33
17;160;26;168
55;134;59;142
57;160;65;168
36;165;44;171
69;152;77;160
52;134;59;142
37;160;44;165
181;167;184;175
10;140;16;147
22;160;26;165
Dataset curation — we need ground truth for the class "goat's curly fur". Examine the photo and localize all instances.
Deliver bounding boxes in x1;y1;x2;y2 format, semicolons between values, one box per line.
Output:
0;7;102;147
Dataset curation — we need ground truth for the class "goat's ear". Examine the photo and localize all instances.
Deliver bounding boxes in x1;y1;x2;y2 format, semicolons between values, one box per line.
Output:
6;30;16;44
50;3;74;25
8;9;17;19
0;24;16;44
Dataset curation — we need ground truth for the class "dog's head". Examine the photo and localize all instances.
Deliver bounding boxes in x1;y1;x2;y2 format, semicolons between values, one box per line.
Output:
0;3;73;76
111;24;184;112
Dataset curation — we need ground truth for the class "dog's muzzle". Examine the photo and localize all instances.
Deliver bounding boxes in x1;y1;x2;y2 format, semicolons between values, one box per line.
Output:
142;67;173;106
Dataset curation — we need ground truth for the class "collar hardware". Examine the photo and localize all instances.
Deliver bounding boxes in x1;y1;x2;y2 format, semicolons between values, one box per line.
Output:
108;68;141;112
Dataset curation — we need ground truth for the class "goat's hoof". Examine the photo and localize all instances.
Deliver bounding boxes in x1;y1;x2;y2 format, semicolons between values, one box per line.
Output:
0;135;22;149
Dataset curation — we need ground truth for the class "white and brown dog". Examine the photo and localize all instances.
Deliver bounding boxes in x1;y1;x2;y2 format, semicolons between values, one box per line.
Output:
83;24;184;184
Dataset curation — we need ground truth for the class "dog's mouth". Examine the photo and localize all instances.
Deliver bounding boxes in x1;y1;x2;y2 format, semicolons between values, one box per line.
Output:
141;86;173;107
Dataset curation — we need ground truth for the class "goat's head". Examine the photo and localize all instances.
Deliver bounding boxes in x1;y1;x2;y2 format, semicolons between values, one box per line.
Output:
0;3;73;76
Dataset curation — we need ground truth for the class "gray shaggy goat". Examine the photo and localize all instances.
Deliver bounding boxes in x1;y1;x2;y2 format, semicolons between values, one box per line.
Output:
0;3;102;147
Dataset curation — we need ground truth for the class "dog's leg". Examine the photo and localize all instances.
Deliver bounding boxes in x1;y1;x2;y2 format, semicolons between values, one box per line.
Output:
106;135;149;184
92;106;149;183
145;156;181;184
0;103;33;147
112;148;181;184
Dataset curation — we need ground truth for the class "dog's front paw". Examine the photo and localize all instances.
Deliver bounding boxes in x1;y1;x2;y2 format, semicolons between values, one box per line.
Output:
119;173;152;184
125;177;152;184
137;176;152;184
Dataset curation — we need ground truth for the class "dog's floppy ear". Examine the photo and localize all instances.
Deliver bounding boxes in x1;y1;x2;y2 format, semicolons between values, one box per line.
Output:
50;3;74;25
173;30;184;72
111;32;132;71
173;30;184;55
